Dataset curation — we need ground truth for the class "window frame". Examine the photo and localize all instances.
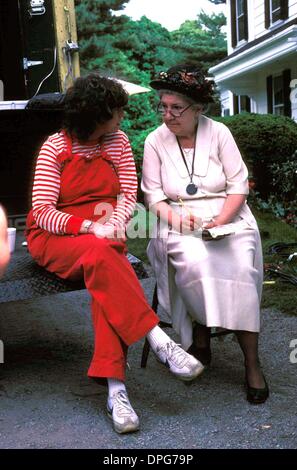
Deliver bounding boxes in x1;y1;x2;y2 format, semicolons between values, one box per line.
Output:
270;0;281;24
231;0;248;47
265;0;289;29
236;0;246;43
267;69;291;117
233;94;251;114
272;74;285;116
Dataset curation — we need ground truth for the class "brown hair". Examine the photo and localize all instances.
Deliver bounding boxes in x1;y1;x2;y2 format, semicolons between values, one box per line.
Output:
63;73;128;141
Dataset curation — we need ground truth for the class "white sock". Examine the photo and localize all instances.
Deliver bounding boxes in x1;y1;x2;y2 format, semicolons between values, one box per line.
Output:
107;379;126;406
146;325;171;352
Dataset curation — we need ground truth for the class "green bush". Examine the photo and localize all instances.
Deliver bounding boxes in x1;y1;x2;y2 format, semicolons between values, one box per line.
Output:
123;106;297;204
270;156;297;201
214;113;297;198
248;154;297;228
121;93;161;202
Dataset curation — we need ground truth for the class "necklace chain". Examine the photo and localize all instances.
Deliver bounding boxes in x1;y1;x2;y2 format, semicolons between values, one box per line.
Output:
176;136;198;195
176;137;196;181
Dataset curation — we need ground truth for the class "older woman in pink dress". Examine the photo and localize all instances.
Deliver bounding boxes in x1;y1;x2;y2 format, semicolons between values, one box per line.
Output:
142;64;269;404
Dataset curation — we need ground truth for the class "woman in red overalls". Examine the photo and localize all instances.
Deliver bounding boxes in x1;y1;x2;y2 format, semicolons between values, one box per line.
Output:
26;73;203;434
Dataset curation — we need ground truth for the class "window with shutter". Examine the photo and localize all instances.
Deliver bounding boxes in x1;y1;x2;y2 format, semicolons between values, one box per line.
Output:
267;70;291;117
265;0;288;28
231;0;248;46
271;0;282;23
236;0;248;42
273;75;285;115
233;94;239;114
233;94;250;114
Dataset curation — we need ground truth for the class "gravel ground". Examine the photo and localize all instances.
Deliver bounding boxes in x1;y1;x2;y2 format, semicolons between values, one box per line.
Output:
0;276;296;449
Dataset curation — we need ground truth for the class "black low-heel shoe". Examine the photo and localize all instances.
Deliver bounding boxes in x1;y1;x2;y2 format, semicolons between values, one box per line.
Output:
246;376;269;404
187;343;212;367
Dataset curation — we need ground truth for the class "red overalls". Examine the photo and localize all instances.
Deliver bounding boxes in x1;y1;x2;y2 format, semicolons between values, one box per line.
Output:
26;132;159;381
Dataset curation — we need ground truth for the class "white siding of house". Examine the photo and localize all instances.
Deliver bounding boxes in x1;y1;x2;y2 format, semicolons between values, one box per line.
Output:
254;0;265;39
218;1;297;121
248;0;255;41
230;58;297;121
289;59;297;120
220;89;233;115
229;1;297;49
226;0;233;54
253;84;268;114
254;0;297;39
290;0;297;17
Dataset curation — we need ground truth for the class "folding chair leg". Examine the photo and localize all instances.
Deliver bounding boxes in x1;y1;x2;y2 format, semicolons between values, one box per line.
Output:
141;338;151;368
141;283;158;368
140;282;235;368
141;283;173;368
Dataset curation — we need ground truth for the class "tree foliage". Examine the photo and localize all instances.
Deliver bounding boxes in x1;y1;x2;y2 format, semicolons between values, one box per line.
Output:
74;0;227;188
75;1;227;80
171;12;226;71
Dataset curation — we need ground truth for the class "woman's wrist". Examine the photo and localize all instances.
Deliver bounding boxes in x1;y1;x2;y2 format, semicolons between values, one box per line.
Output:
80;219;95;234
204;216;224;229
212;217;221;227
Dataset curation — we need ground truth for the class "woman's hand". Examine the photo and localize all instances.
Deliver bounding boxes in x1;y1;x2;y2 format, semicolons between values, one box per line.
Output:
204;194;247;229
203;218;221;229
173;214;203;235
91;222;126;242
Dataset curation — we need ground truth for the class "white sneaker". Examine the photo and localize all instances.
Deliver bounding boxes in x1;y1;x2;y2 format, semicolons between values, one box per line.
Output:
154;341;204;381
107;390;140;434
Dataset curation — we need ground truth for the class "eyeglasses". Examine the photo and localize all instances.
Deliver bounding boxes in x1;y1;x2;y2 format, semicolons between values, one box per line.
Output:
157;102;194;118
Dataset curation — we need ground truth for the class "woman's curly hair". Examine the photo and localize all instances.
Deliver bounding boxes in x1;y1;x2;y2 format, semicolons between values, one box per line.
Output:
63;73;128;141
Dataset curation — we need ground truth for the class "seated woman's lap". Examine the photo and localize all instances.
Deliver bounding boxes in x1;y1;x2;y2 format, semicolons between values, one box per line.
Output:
167;229;258;283
28;231;126;280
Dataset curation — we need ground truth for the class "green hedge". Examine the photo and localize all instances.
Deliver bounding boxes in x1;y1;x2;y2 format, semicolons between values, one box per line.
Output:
124;109;297;201
214;113;297;197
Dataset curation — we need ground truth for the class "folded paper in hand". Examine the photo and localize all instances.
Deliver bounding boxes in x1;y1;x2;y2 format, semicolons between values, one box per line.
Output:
204;223;239;239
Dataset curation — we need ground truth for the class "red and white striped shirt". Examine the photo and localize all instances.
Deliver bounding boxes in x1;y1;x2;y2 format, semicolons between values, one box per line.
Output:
31;130;138;235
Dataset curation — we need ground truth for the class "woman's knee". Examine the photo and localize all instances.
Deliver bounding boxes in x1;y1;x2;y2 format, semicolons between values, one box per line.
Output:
175;259;201;287
82;236;124;266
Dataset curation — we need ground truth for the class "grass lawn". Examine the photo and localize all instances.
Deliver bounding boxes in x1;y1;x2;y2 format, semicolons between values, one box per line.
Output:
253;208;297;316
127;205;297;316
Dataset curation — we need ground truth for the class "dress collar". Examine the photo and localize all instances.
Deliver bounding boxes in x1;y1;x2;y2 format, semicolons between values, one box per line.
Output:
158;114;213;177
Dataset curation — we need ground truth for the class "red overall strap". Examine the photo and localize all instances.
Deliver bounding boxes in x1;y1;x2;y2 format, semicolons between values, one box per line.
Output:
56;130;74;169
56;131;117;174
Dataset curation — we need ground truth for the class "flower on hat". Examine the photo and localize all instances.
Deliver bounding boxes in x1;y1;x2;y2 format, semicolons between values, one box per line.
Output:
180;72;197;85
150;66;214;103
159;72;169;79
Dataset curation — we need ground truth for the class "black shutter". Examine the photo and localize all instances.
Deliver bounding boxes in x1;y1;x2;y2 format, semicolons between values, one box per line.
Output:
266;75;273;114
231;0;237;47
281;0;289;20
243;0;248;40
283;69;292;117
246;96;251;112
264;0;270;29
233;94;239;114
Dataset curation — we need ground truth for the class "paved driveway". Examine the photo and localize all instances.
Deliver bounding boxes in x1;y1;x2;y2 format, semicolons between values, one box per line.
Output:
0;277;296;449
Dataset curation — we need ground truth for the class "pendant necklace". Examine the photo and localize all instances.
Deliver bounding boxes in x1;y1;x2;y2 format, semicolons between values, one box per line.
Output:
176;135;198;195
